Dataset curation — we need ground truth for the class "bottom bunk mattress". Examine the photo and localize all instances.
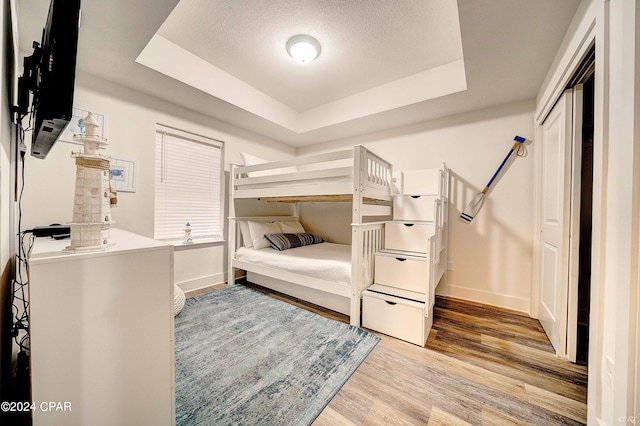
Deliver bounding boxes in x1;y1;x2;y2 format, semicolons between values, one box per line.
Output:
235;242;365;284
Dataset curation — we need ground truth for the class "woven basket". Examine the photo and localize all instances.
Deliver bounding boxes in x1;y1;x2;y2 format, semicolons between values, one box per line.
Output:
174;285;186;316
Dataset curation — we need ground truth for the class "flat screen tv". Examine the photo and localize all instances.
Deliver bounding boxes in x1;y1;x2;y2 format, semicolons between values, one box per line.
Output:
30;0;81;159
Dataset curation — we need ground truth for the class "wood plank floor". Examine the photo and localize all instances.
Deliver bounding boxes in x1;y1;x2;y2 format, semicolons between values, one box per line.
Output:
185;283;588;425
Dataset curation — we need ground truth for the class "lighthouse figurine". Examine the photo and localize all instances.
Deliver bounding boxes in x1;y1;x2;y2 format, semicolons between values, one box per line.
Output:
64;112;115;252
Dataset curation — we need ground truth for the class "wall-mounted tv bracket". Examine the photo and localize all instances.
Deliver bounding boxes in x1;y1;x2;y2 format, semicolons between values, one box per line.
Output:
13;41;42;118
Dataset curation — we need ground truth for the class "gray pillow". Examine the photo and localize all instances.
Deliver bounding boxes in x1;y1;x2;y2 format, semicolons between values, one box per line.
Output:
264;233;324;251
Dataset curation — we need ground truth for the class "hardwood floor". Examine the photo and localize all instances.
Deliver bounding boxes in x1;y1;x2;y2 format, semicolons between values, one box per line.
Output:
185;283;588;425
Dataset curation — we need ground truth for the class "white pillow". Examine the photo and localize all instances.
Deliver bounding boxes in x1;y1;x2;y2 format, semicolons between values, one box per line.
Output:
278;220;305;233
241;152;296;177
238;220;253;248
247;221;282;249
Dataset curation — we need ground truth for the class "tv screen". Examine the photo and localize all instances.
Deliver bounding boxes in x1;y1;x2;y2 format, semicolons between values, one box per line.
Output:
30;0;81;159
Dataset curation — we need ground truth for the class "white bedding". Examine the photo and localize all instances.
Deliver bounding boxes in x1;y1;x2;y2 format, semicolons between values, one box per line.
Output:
235;242;354;284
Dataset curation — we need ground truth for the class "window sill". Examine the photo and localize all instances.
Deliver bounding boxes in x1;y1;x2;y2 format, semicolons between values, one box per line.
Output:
165;239;227;251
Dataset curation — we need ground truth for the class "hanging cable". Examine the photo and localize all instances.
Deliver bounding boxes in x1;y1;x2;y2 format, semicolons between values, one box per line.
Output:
11;109;34;356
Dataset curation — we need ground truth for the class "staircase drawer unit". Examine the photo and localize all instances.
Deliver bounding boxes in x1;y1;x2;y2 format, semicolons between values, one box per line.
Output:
385;221;435;254
365;166;449;347
374;251;429;294
393;195;438;221
362;290;432;346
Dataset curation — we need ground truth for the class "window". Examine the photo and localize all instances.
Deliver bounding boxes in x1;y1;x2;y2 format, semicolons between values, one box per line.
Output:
154;124;224;243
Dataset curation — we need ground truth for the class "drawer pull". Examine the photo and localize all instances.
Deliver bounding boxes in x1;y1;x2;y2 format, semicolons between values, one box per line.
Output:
403;223;414;227
411;195;421;199
395;257;407;262
385;301;397;305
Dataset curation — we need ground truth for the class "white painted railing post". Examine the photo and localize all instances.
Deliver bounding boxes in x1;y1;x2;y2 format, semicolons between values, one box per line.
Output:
350;146;364;326
350;226;363;327
227;164;237;286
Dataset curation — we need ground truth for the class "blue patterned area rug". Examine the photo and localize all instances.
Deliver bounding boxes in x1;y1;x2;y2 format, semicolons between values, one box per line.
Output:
174;285;379;425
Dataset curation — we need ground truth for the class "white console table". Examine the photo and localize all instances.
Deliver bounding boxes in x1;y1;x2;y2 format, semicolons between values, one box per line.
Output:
28;229;175;426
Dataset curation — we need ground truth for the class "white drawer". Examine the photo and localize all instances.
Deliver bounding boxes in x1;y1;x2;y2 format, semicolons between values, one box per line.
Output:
374;251;428;293
385;222;434;253
362;291;429;346
393;195;437;221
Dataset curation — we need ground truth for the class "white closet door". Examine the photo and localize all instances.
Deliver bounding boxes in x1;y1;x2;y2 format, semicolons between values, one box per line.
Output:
566;85;583;363
538;89;575;357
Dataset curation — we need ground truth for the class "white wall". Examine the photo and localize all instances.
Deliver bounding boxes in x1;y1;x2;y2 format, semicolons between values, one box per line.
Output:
21;72;295;291
299;99;536;313
298;202;353;244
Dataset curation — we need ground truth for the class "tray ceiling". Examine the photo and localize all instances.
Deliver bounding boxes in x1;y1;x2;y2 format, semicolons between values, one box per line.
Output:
17;0;582;147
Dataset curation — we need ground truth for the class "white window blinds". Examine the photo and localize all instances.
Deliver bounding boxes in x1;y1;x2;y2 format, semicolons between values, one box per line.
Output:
154;125;224;242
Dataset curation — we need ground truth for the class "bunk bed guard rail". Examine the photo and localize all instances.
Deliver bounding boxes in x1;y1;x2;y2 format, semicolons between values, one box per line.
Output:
232;146;393;202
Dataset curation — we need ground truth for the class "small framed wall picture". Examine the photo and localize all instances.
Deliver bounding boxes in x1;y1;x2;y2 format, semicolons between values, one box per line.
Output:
110;157;137;193
59;108;107;144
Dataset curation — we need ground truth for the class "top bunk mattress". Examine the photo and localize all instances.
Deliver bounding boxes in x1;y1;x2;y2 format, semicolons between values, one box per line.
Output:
235;242;359;284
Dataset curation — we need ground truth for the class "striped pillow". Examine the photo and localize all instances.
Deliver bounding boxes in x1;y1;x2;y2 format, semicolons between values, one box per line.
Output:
264;233;324;251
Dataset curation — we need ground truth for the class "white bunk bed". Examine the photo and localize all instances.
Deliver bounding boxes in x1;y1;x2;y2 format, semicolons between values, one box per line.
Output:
227;146;394;326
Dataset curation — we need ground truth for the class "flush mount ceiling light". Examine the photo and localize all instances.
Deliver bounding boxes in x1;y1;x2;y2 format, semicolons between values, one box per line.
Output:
286;35;321;63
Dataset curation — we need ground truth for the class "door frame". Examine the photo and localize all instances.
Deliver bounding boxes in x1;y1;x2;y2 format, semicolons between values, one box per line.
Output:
532;2;621;422
533;1;640;423
532;34;597;323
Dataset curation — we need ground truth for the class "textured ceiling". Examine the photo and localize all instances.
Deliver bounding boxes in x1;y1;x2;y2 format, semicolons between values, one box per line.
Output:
157;0;464;112
16;0;582;147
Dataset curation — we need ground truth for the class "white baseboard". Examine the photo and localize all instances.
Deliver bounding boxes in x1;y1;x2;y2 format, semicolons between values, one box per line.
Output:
436;283;531;315
176;273;226;293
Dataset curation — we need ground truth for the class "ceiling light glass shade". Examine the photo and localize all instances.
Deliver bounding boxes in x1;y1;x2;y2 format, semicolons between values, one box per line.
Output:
286;35;321;63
